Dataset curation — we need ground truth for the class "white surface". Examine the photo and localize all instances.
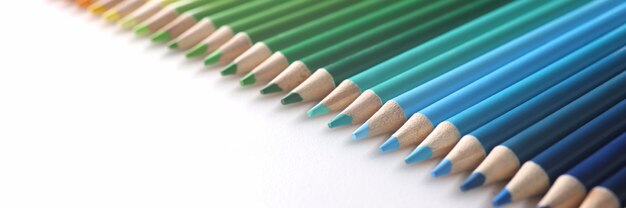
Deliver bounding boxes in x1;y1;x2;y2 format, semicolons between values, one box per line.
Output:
0;1;537;207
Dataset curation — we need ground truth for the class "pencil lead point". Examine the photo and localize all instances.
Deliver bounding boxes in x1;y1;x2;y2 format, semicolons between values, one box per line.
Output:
493;189;512;206
281;93;302;105
167;41;178;49
307;103;329;118
260;84;282;94
221;64;237;76
240;74;256;86
120;18;138;29
432;159;452;177
379;137;400;153
405;146;432;164
151;31;170;42
103;11;121;22
204;51;221;65
352;123;369;140
133;24;151;36
460;173;486;191
88;4;106;14
328;114;352;128
185;44;208;58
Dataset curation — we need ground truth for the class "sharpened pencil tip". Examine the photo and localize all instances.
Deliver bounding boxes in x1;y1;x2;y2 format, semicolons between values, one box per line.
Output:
460;173;486;191
76;0;93;8
352;123;369;140
221;64;238;76
379;137;400;153
281;93;303;105
168;42;178;49
260;84;282;94
240;74;256;86
151;31;171;42
120;18;138;29
328;114;352;128
103;11;121;22
405;146;432;164
186;44;208;58
307;103;329;118
133;24;151;36
493;189;512;206
432;159;452;177
204;51;222;65
88;4;106;14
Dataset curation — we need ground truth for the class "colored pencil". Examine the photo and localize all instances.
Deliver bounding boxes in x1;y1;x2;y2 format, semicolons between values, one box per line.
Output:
149;1;241;43
76;0;94;8
225;1;390;79
460;69;626;192
580;167;626;208
262;1;475;97
452;48;626;191
102;0;147;22
281;0;506;106
132;0;211;36
402;5;626;165
187;1;317;60
359;0;620;144
327;0;581;128
539;132;626;208
119;0;175;29
308;0;549;118
207;1;353;67
251;1;431;94
88;0;122;14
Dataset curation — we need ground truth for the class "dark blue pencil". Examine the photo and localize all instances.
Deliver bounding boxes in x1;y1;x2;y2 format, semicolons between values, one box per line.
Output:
492;100;626;206
538;132;626;208
580;167;626;208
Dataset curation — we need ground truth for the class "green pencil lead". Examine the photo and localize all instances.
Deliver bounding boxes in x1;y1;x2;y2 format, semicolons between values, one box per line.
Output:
151;31;171;42
220;63;237;76
167;41;178;49
204;51;222;65
328;114;352;128
185;44;208;58
307;103;329;117
260;84;282;94
281;93;302;105
133;24;151;36
240;74;256;86
120;18;138;29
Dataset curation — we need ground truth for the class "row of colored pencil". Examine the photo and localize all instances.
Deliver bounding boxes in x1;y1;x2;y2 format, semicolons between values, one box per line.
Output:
67;0;626;207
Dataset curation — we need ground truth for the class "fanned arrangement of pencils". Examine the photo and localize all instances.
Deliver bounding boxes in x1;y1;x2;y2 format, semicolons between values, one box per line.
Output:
68;0;626;207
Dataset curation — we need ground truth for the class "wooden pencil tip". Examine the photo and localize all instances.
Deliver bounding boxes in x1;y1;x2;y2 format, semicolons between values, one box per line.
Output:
432;159;452;177
151;31;171;42
460;172;486;191
220;63;237;76
167;41;178;49
328;114;352;128
240;74;256;86
185;44;208;58
493;189;512;206
404;146;432;164
204;51;222;66
133;24;151;36
379;137;400;153
307;103;329;118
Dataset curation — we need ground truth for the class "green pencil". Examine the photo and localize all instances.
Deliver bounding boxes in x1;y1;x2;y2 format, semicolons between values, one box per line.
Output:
284;0;507;106
132;0;211;36
207;1;353;67
328;0;581;128
229;1;390;81
150;1;241;43
310;0;546;117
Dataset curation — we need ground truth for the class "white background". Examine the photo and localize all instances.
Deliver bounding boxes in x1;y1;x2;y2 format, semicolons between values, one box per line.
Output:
0;1;537;207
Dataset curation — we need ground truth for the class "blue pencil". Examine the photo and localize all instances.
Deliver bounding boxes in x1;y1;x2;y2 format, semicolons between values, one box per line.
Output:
428;24;626;176
402;5;626;164
539;132;626;208
459;66;626;191
350;0;616;141
370;0;626;153
580;167;626;208
492;100;626;206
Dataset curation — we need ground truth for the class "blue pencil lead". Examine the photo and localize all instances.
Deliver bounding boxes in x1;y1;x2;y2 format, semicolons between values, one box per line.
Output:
404;146;432;164
328;114;352;128
379;137;400;153
432;159;452;177
460;173;486;192
493;188;512;206
352;123;369;140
